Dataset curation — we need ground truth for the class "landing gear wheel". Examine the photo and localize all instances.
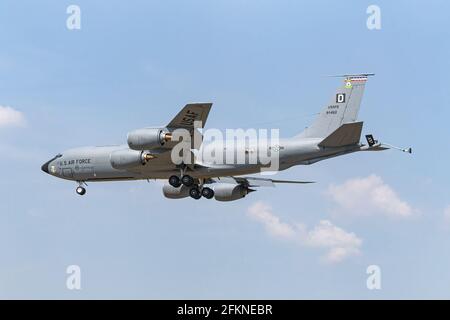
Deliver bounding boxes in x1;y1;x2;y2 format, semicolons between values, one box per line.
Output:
181;175;194;187
76;186;86;196
201;187;214;199
168;175;181;188
189;187;201;200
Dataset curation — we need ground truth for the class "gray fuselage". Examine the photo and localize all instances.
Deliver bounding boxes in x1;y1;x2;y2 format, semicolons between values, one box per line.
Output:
41;138;362;183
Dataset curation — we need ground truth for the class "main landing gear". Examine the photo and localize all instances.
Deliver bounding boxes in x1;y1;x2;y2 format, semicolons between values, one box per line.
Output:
189;187;202;200
168;174;214;200
188;185;214;200
168;175;182;188
181;175;194;187
201;187;214;199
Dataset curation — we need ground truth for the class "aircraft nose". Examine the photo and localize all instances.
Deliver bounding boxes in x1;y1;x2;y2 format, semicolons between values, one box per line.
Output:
41;160;51;173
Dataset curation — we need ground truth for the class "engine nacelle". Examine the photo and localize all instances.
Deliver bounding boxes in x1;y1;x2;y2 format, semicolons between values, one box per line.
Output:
213;183;250;202
127;128;172;150
110;149;146;170
162;183;190;199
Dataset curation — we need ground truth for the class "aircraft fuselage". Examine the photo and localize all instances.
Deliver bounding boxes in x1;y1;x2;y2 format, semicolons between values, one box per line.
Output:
41;138;362;183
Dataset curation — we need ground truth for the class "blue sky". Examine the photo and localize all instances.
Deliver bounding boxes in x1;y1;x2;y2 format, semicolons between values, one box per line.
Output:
0;0;449;299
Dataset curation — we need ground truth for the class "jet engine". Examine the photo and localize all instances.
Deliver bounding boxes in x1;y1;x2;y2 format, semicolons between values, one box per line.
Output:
213;183;252;202
162;183;190;199
110;149;156;170
127;128;172;150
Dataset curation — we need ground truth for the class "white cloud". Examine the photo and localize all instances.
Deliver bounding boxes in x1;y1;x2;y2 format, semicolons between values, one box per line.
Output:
0;106;26;128
247;202;296;239
327;174;413;218
303;220;362;263
247;202;362;263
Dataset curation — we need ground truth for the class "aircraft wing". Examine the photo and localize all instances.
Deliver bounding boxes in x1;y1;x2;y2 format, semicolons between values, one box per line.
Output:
210;176;315;187
166;103;212;130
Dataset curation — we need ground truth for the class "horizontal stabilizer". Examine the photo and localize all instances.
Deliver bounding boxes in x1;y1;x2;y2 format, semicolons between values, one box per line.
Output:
318;122;363;148
232;176;315;188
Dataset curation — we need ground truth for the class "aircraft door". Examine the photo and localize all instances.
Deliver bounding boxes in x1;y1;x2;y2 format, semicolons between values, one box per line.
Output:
62;168;73;178
77;166;95;180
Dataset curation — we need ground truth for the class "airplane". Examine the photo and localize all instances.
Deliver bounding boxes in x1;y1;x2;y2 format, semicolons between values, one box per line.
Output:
41;74;411;201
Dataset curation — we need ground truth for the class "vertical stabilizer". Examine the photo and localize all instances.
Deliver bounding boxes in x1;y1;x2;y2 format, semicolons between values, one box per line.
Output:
298;74;373;138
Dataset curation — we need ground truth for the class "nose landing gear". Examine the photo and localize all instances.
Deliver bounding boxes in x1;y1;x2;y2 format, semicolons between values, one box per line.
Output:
76;186;86;196
76;181;87;196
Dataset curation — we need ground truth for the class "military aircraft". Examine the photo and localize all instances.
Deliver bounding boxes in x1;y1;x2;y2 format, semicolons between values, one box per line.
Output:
41;74;411;201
